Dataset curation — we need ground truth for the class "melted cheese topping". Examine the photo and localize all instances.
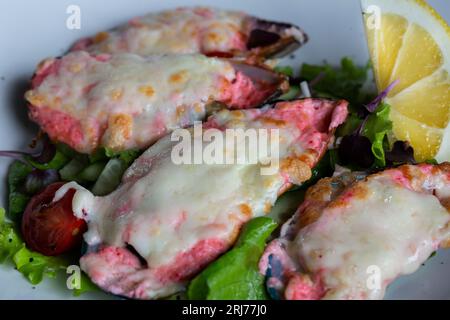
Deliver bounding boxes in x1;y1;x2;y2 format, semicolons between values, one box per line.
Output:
60;111;303;268
73;7;248;55
26;52;236;153
54;99;347;299
287;169;450;300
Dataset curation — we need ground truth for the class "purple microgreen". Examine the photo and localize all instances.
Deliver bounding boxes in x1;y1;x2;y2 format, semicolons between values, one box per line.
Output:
0;150;33;163
308;71;326;88
30;137;56;164
24;169;60;195
364;80;399;113
0;135;52;162
385;140;416;165
355;116;368;135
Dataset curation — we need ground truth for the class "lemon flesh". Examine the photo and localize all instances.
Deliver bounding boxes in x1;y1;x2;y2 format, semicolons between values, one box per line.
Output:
362;0;450;162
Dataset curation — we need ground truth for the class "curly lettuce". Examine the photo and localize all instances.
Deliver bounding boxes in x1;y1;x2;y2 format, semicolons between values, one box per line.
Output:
361;102;393;167
2;138;143;295
300;57;371;106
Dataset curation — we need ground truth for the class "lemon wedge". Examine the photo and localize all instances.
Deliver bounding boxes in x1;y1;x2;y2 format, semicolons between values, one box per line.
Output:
361;0;450;162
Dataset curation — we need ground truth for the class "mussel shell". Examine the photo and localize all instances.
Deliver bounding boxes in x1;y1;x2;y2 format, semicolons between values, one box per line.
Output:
246;18;308;58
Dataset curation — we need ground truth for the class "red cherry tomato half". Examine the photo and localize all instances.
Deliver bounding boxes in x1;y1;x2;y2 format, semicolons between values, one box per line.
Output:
21;182;87;256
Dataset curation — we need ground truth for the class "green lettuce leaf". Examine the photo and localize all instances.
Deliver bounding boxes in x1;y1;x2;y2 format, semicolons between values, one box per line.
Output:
7;161;33;220
56;146;141;189
274;65;294;77
26;149;69;171
72;273;99;296
362;102;393;167
88;149;142;195
13;246;66;285
0;208;22;262
187;217;277;300
59;155;90;182
55;142;79;159
104;148;141;165
335;113;363;137
300;57;371;106
91;158;127;196
278;85;300;100
77;161;107;182
0;207;64;284
0;208;97;294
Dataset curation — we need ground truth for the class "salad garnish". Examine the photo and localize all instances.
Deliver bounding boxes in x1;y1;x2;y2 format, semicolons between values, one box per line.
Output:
0;58;438;298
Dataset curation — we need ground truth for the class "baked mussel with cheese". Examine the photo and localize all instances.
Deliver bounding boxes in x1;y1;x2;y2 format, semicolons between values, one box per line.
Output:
52;98;348;299
26;51;287;154
260;163;450;300
71;6;308;59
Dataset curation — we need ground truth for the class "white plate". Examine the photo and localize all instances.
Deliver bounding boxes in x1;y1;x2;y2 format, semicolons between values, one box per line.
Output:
0;0;449;300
